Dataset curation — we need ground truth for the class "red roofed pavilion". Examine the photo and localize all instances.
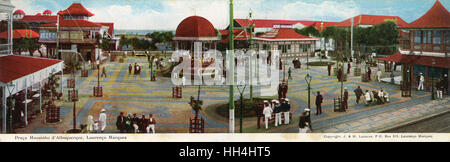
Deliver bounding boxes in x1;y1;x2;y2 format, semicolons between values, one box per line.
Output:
252;27;318;58
174;16;218;41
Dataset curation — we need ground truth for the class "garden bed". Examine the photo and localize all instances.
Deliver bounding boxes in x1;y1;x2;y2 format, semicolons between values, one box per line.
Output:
306;61;335;66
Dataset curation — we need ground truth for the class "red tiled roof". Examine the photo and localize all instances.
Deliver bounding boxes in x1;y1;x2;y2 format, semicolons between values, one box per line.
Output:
58;3;94;16
0;29;40;39
378;52;450;69
0;55;62;83
255;28;317;41
175;16;217;38
14;10;25;15
403;0;450;28
98;22;114;36
18;15;57;22
220;29;252;44
335;14;408;27
41;19;103;28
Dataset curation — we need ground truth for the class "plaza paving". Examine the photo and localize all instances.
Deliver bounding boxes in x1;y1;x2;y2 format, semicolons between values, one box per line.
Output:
14;56;449;133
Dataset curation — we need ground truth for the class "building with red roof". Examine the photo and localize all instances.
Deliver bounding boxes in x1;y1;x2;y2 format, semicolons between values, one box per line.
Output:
252;27;318;58
0;29;40;39
335;14;408;28
234;18;337;33
378;0;450;94
37;3;115;63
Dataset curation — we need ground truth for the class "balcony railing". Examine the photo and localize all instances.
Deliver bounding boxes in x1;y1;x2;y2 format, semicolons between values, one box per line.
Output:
399;40;449;53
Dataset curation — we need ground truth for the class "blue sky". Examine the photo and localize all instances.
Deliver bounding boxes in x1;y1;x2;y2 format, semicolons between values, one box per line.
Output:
11;0;450;30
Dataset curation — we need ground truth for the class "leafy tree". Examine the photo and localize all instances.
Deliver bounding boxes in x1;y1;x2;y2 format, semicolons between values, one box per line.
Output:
295;26;320;37
14;38;40;56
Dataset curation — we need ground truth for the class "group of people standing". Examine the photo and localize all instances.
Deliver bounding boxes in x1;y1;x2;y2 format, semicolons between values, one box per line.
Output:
128;62;142;78
353;86;390;105
262;98;291;129
116;112;156;133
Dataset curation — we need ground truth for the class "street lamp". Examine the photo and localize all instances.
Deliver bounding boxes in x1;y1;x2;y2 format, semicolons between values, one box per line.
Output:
305;73;312;110
431;59;436;100
6;82;15;133
236;82;246;133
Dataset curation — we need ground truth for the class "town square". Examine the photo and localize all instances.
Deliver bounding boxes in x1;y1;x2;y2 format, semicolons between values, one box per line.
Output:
0;0;449;134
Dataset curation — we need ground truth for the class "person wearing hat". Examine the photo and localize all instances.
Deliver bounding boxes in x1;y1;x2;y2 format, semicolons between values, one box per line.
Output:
263;101;273;129
282;98;291;124
98;109;107;133
116;112;126;133
304;108;312;130
125;113;133;133
315;91;323;115
132;113;140;133
299;113;311;133
272;100;282;127
139;114;148;133
147;114;156;134
344;88;349;110
418;73;424;91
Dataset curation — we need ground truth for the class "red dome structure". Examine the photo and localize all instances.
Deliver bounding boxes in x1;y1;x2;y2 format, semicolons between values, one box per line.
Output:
13;10;25;15
43;9;52;15
174;16;218;40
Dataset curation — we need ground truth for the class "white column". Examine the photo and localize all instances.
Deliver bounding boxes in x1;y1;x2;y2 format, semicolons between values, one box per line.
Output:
2;87;6;133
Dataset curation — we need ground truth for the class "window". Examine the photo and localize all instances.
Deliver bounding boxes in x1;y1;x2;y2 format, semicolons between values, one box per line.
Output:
426;30;432;44
414;30;422;43
445;31;450;45
433;31;441;44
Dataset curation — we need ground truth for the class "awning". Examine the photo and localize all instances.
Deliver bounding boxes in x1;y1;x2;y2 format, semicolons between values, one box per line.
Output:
377;52;450;69
0;55;63;97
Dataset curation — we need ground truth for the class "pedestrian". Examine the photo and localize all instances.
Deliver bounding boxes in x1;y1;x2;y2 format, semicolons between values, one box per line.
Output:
139;114;148;133
263;101;273;129
304;108;312;130
347;62;351;74
354;86;363;104
132;113;140;133
101;66;107;77
377;69;382;82
437;76;445;99
87;115;95;133
283;98;291;124
298;112;311;133
315;91;323;115
125;113;133;133
288;67;292;80
418;73;424;90
116;112;126;133
98;109;107;133
443;74;448;94
368;67;372;81
378;89;385;104
364;90;371;105
344;88;349;110
128;64;133;75
272;100;282;127
327;63;332;76
147;114;156;134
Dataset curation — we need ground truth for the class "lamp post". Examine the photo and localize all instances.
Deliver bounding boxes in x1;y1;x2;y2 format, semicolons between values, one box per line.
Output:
6;82;15;133
431;59;436;100
305;73;312;110
228;0;236;133
237;83;246;133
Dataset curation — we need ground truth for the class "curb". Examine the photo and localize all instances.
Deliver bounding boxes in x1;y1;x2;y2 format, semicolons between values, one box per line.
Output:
377;103;450;133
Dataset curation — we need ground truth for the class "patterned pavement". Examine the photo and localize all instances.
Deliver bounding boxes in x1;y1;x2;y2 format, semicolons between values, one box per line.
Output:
13;56;449;133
